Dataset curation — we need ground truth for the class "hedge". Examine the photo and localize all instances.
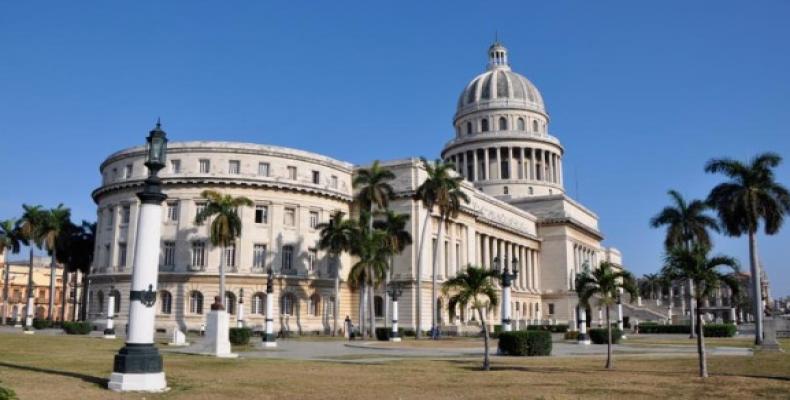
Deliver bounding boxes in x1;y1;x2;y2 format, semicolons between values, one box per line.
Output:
62;321;92;335
563;331;579;341
526;324;569;333
589;328;622;344
229;328;253;345
497;331;552;356
32;319;52;330
636;323;736;337
703;324;737;337
375;327;405;341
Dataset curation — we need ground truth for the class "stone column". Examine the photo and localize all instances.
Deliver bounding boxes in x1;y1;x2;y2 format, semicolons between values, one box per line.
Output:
483;148;490;180
104;289;116;339
472;150;478;181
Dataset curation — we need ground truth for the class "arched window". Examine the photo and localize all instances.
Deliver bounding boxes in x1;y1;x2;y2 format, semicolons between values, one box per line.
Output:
225;291;236;315
252;292;266;315
160;290;172;315
374;296;384;318
503;186;509;195
281;293;296;316
517;118;525;131
498;117;507;131
466;121;472;135
481;118;489;132
189;291;204;314
97;290;105;314
110;289;121;314
309;293;321;317
532;120;538;132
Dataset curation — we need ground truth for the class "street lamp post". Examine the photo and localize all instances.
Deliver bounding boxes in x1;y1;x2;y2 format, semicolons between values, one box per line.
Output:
617;288;626;339
108;121;168;392
104;286;116;339
495;256;518;332
577;305;590;345
237;288;245;328
386;282;403;342
262;268;277;347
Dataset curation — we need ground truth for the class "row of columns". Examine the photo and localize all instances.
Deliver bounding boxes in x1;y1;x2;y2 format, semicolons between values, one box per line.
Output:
447;146;562;185
475;232;538;292
570;244;598;289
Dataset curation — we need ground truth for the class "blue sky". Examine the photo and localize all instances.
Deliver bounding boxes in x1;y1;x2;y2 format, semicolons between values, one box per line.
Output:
1;1;788;296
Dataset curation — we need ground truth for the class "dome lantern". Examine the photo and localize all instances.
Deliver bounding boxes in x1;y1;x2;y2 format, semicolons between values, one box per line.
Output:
488;41;509;70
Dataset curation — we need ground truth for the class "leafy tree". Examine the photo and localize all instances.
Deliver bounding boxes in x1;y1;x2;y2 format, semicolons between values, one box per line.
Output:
662;245;740;377
442;265;499;370
194;190;253;309
576;261;638;369
0;219;25;325
705;152;790;345
415;158;469;339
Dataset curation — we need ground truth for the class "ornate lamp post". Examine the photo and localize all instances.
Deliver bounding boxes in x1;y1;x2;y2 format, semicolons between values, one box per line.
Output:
262;268;277;347
386;282;403;342
104;286;116;339
494;256;518;332
577;305;590;345
617;288;626;338
108;121;168;392
237;288;245;328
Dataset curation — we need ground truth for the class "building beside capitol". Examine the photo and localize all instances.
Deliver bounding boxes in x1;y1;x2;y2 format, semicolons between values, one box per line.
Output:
87;42;640;335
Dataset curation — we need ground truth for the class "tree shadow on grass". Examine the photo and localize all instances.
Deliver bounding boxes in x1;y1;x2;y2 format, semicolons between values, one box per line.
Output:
0;362;107;389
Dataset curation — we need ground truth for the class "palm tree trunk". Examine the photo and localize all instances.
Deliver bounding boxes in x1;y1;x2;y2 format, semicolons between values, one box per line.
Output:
219;246;226;309
477;306;490;371
333;261;340;336
358;282;365;337
60;268;68;323
47;248;56;321
688;279;696;339
384;257;392;330
368;276;375;338
415;208;431;339
605;305;613;369
25;248;34;327
431;215;445;339
748;230;763;345
72;271;79;321
1;258;10;325
696;298;708;378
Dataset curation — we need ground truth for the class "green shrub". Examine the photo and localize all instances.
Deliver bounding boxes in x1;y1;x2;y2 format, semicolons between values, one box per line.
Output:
62;321;92;335
498;331;552;356
0;384;18;400
564;331;579;341
229;327;252;345
526;324;568;333
32;319;52;330
702;324;737;337
637;324;690;334
589;328;622;344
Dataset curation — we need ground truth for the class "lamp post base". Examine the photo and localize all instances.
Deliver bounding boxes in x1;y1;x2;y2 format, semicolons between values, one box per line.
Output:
108;372;167;392
262;341;278;348
23;330;35;335
389;337;402;342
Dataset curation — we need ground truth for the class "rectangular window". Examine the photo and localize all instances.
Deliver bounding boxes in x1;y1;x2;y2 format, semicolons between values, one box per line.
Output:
195;202;207;217
258;162;270;177
284;207;296;227
287;166;297;180
254;205;268;224
282;245;293;271
199;159;211;173
228;160;240;174
309;211;319;229
163;241;176;266
106;207;114;229
124;164;133;179
548;303;555;315
118;242;127;268
104;244;111;267
224;244;236;267
170;159;181;174
253;244;267;269
308;248;318;271
312;170;320;184
330;175;338;189
191;242;206;267
121;205;131;225
166;201;179;222
112;168;118;178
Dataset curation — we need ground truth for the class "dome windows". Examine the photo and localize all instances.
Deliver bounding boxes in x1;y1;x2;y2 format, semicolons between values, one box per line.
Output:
517;118;525;131
481;118;489;132
498;117;507;131
466;122;473;135
532;120;538;133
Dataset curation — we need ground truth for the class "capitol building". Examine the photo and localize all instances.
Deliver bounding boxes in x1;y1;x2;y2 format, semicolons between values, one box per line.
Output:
86;42;625;335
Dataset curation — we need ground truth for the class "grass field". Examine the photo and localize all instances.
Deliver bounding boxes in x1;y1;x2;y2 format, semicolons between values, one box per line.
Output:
0;334;787;399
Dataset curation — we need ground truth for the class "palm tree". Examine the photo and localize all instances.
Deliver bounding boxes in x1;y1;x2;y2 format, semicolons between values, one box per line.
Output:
415;158;470;339
442;265;499;370
58;220;95;322
317;211;360;336
194;190;253;309
374;210;412;329
638;273;661;304
353;160;395;337
650;190;719;338
19;204;46;327
347;229;390;337
37;204;71;321
0;219;26;325
576;261;638;369
705;152;790;345
662;245;740;378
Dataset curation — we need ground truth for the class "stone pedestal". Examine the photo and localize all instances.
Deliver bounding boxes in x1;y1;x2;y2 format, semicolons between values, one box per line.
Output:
202;310;237;357
759;318;784;352
108;372;167;392
168;329;188;346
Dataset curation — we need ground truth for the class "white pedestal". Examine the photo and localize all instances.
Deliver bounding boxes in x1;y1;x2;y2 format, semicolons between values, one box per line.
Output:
200;310;237;358
108;372;167;392
168;329;189;346
23;330;35;335
103;334;117;339
262;341;278;348
389;337;402;342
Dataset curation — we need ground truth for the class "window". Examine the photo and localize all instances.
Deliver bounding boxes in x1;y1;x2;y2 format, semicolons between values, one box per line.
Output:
258;162;270;176
311;170;320;185
97;291;105;313
548;303;555;315
228;160;240;174
189;291;204;314
309;211;319;229
224;244;236;267
117;242;127;268
112;168;118;178
106;207;114;229
282;245;293;271
163;241;176;266
160;291;172;314
532;120;538;132
225;292;236;315
103;244;111;267
517;118;525;131
124;164;133;179
330;175;338;189
253;244;267;270
110;289;121;313
308;248;317;271
170;159;181;174
481;118;489;132
374;296;384;318
199;159;211;173
466;121;472;135
498;117;507;130
195;202;207;216
284;207;296;227
252;293;265;315
254;205;268;224
166;201;179;222
120;205;130;225
191;241;206;268
281;293;295;316
309;293;321;317
287;166;297;180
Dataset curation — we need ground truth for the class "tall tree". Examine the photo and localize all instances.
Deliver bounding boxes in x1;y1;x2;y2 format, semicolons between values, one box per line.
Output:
442;265;499;371
663;245;740;378
353;160;395;337
194;190;253;309
58;220;95;321
317;211;360;336
638;273;661;303
374;210;412;329
576;261;638;369
347;228;390;337
705;152;790;345
415;158;469;339
19;204;46;326
650;190;719;338
0;219;26;325
37;204;71;321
